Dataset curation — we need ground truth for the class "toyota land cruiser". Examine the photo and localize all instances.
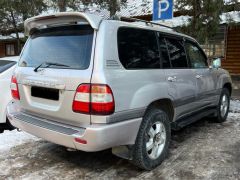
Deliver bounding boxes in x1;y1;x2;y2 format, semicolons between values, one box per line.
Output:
7;12;232;170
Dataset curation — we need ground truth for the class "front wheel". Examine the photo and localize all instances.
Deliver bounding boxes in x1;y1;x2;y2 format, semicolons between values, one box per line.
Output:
132;108;171;170
213;88;230;123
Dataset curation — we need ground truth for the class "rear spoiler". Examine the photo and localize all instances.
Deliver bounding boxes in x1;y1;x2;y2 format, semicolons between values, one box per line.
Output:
24;12;103;36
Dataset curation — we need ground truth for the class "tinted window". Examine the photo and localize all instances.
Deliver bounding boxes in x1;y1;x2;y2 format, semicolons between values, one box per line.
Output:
158;35;171;68
185;42;208;68
0;60;14;67
118;28;160;69
165;38;188;68
19;25;94;70
0;60;16;73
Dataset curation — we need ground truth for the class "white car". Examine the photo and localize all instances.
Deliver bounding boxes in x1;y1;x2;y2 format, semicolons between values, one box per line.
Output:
0;56;19;133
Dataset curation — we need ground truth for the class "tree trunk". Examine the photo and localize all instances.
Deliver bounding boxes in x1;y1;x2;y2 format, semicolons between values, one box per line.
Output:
58;0;67;12
10;10;21;55
109;0;120;17
192;0;201;38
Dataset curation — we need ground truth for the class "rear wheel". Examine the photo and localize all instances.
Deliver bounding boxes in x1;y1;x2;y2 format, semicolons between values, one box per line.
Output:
213;88;230;123
132;108;171;170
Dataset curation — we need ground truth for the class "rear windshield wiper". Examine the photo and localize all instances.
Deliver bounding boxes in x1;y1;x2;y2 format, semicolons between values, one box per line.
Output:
34;62;70;72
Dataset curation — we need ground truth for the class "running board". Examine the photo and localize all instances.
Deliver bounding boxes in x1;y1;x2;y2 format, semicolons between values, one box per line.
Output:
172;107;217;130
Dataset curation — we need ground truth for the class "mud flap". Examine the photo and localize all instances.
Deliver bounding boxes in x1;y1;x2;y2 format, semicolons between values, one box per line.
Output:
112;145;134;160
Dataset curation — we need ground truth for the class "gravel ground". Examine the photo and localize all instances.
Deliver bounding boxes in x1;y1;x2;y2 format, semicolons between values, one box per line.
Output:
0;101;239;180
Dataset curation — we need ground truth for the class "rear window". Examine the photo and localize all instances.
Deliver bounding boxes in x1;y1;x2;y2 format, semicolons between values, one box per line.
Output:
118;27;160;69
19;25;94;70
0;60;16;73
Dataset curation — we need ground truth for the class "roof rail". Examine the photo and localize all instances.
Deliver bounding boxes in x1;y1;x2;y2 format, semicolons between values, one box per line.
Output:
110;15;175;31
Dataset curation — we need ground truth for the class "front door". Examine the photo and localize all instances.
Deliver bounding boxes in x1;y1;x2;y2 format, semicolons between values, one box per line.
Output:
185;40;217;108
158;34;198;119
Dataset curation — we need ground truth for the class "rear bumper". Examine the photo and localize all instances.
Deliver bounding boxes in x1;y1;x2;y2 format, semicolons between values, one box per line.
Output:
7;102;142;152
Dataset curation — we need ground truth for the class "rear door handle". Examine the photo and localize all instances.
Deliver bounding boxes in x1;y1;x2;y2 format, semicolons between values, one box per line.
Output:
167;76;177;82
196;75;203;79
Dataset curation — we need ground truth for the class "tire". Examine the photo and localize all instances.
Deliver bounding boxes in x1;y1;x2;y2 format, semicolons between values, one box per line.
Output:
132;108;171;170
6;118;15;131
213;88;230;123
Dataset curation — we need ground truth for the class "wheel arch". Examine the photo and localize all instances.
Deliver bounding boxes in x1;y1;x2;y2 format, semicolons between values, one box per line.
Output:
223;82;232;96
144;98;175;122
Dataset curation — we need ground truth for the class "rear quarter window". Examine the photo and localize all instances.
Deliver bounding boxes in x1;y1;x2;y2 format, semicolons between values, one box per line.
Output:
117;27;160;69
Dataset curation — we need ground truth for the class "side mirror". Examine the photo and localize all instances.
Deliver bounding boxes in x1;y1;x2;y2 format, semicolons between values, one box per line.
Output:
212;58;221;69
209;57;222;69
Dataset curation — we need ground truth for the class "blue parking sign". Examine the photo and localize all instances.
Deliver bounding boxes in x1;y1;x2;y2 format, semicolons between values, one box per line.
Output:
153;0;173;20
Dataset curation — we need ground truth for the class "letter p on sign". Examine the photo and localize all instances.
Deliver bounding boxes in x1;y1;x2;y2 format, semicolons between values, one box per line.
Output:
153;0;173;21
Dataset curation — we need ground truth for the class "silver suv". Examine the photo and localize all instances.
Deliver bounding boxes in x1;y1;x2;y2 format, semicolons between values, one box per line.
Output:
7;12;232;170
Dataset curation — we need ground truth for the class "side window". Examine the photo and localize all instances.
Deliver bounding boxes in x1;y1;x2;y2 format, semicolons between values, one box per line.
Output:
118;28;160;69
158;35;171;68
0;60;16;74
165;37;188;68
0;60;15;67
185;42;208;68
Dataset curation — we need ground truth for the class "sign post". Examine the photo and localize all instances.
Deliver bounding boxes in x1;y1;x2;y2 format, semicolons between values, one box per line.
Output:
153;0;173;21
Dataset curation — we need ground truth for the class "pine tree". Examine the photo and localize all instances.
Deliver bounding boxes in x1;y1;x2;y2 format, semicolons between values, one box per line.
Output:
0;0;47;53
175;0;225;43
50;0;127;17
88;0;128;17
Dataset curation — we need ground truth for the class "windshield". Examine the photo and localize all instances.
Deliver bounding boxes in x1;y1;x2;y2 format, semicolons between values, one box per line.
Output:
19;25;94;70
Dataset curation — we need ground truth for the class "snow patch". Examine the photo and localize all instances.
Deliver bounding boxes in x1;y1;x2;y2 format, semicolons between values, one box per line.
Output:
230;100;240;113
221;11;240;24
0;33;25;40
0;130;39;152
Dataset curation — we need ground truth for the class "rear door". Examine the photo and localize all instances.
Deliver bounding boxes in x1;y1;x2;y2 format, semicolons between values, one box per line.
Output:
16;25;95;126
185;41;217;107
158;34;198;118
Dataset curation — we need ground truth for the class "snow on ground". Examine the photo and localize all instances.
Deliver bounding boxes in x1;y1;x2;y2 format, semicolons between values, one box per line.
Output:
229;100;240;126
0;130;39;153
230;100;240;113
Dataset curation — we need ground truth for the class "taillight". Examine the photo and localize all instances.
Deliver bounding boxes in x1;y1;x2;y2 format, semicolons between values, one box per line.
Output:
72;84;91;114
10;76;20;100
91;84;115;115
72;84;115;115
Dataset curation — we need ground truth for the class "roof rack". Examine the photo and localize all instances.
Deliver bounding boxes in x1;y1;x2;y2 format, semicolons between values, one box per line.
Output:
110;15;175;31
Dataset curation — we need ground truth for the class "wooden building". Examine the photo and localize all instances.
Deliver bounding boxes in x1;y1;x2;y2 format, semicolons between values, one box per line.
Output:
0;39;18;57
222;26;240;75
0;34;25;58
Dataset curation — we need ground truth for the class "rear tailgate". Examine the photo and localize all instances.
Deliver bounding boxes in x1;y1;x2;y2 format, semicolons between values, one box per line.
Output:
16;24;95;126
